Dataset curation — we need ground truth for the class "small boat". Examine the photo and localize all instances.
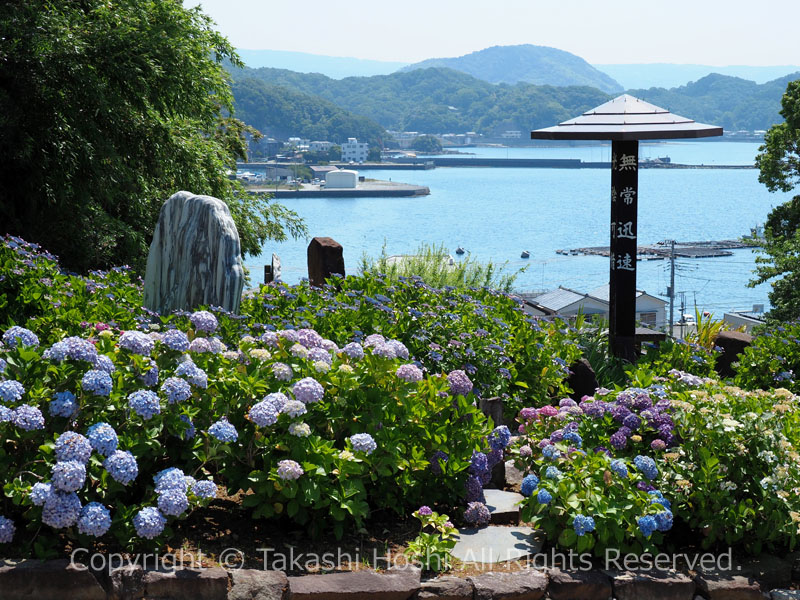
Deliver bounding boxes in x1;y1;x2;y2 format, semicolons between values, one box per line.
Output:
521;250;530;259
455;247;465;255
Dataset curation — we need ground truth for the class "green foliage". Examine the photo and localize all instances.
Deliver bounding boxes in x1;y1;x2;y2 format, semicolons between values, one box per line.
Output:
750;81;800;320
733;321;800;392
232;78;386;146
684;309;731;350
411;135;443;153
405;508;458;572
573;317;629;388
637;338;718;379
0;0;304;273
399;44;623;93
359;243;523;293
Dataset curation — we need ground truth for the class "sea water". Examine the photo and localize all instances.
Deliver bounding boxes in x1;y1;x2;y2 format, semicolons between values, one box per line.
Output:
246;142;794;315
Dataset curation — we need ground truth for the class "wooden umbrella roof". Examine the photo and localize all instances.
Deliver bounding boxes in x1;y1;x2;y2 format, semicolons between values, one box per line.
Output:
530;94;723;141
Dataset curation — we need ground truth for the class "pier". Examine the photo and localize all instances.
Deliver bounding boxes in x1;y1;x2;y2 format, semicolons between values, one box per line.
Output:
557;240;757;259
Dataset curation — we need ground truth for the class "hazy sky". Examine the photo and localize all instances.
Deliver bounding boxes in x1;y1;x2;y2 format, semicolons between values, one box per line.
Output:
189;0;799;65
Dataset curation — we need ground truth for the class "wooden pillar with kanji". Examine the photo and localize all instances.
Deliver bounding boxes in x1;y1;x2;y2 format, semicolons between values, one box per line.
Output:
609;140;639;361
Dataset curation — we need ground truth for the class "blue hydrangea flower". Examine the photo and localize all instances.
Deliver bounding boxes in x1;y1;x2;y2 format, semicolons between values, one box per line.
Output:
542;444;561;460
161;329;190;352
292;377;324;404
623;414;642;431
140;362;159;388
488;425;512;450
349;433;377;455
93;354;115;374
127;390;160;420
308;347;332;364
0;406;10;422
192;480;217;500
638;515;657;537
49;391;79;418
104;450;138;485
272;362;293;381
133;507;166;539
160;377;191;404
157;489;189;516
86;422;118;456
119;330;155;356
42;491;81;528
190;310;218;333
573;514;596;536
276;459;303;480
610;459;629;479
0;380;25;403
521;474;539;497
30;482;53;506
44;337;98;363
154;467;187;492
341;342;364;360
3;326;39;349
655;510;673;532
563;431;583;448
249;399;280;427
537;488;553;505
82;370;112;396
447;370;473;396
52;460;86;492
470;451;489;475
77;502;111;537
55;431;92;463
545;466;562;480
179;415;196;440
0;357;6;374
175;359;208;388
0;515;15;543
12;404;45;430
208;418;238;442
634;455;659;480
463;502;491;527
648;491;671;510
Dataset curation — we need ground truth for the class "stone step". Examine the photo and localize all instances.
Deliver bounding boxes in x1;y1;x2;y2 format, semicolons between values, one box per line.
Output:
451;526;543;564
484;488;524;525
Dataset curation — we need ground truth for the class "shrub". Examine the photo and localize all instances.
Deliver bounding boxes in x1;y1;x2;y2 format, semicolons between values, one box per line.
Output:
733;321;800;393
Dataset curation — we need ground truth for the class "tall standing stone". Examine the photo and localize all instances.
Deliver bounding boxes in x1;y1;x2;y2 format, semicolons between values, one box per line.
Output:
143;191;245;315
307;237;345;287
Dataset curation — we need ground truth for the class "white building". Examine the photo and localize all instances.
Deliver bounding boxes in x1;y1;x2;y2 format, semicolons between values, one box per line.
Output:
325;169;358;189
530;284;667;329
309;141;333;152
341;138;369;163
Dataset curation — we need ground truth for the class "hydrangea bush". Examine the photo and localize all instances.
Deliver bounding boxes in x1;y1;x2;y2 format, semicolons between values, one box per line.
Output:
733;321;800;392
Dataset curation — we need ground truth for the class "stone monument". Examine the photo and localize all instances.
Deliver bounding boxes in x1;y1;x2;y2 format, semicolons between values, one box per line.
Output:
143;191;245;315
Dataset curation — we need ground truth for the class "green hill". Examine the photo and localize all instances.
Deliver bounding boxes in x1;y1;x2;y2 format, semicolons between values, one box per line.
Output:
400;45;623;94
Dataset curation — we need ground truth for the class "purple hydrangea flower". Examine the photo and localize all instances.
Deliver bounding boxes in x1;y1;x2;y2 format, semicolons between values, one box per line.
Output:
396;364;423;383
188;337;211;353
447;370;473;396
119;330;155;356
296;328;323;349
609;431;628;451
349;433;377;455
429;451;448;475
104;450;138;485
93;355;115;374
0;516;17;543
272;362;293;381
463;502;490;527
465;474;485;503
470;451;489;475
341;342;364;360
276;459;303;480
190;310;218;333
488;425;512;450
292;377;324;404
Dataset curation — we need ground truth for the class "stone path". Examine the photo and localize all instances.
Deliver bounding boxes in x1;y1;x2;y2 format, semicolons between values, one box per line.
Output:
451;526;543;564
484;489;524;525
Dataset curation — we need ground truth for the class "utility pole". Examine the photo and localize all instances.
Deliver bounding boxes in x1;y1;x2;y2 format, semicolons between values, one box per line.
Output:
668;240;676;337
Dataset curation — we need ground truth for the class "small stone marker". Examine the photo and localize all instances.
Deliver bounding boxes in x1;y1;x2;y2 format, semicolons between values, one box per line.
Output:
484;488;524;525
307;236;345;287
143;191;245;314
451;526;543;564
264;254;282;284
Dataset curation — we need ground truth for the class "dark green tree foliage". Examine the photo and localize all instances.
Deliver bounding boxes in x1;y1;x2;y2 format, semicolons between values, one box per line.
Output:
411;135;443;153
0;0;305;273
232;78;386;146
751;80;800;320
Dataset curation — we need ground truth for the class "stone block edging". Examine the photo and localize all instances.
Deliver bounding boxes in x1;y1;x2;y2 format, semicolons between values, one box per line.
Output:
0;559;785;599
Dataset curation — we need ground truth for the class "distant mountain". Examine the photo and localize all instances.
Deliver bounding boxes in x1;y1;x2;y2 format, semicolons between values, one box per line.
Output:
596;63;800;91
235;49;408;79
399;45;623;94
627;72;800;132
232;78;386;146
232;65;610;135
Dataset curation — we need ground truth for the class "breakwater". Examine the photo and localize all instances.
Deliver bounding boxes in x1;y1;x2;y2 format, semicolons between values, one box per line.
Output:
393;157;755;169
